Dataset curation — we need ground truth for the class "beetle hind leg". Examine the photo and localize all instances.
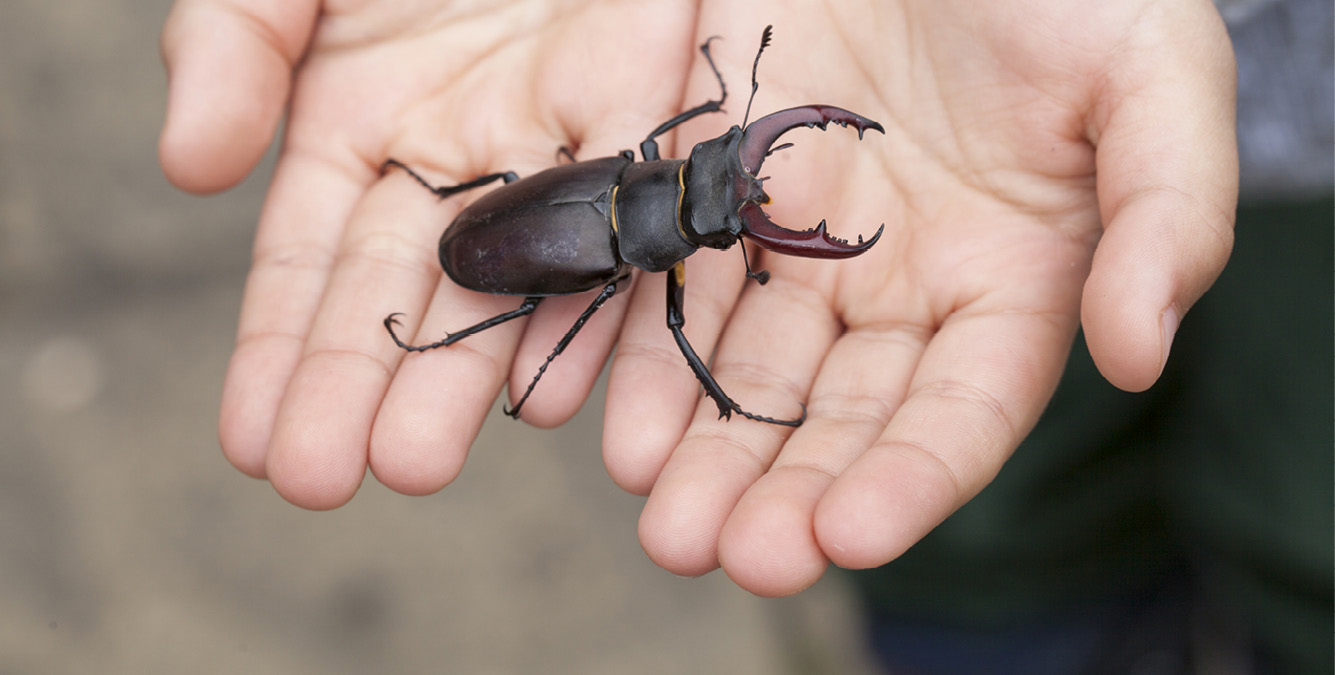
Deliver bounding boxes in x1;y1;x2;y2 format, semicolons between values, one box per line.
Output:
504;282;620;420
384;297;542;352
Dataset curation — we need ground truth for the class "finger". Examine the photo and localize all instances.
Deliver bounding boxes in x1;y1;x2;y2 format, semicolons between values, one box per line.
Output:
1081;4;1238;392
637;269;839;576
717;319;929;596
260;155;447;509
814;307;1078;570
218;152;363;480
159;0;317;193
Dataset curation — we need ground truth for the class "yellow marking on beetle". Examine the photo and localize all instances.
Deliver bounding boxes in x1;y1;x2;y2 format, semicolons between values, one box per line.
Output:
675;163;687;240
609;185;620;234
672;261;685;285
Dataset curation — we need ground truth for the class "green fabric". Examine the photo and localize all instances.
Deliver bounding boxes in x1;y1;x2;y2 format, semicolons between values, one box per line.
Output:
849;196;1334;673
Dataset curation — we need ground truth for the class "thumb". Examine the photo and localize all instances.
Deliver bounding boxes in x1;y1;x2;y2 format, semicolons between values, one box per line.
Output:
158;0;318;193
1082;2;1238;392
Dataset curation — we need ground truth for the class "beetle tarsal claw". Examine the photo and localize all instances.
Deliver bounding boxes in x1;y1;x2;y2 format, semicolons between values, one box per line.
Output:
730;402;806;427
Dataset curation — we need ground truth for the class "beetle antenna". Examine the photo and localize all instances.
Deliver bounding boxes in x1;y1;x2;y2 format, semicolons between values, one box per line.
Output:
741;25;773;130
739;239;770;285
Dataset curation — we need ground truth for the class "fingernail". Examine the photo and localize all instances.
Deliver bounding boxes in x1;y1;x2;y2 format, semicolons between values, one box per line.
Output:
1159;306;1180;376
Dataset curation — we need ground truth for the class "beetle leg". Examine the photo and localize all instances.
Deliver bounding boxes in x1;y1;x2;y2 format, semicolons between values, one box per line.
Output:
639;36;729;161
665;262;805;427
739;240;770;285
384;298;542;352
504;281;620;420
381;158;519;199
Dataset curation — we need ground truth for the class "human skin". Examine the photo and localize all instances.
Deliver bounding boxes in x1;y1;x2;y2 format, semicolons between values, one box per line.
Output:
161;0;1237;597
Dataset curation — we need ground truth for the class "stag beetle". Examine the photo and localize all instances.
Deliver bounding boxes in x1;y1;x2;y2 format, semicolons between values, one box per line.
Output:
383;26;884;427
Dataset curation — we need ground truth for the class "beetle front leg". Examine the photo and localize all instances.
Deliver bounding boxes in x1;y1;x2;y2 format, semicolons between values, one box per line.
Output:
664;263;805;427
639;37;728;161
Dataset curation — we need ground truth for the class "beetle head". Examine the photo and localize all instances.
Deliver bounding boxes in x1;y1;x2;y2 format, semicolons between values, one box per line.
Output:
679;127;756;250
679;106;886;258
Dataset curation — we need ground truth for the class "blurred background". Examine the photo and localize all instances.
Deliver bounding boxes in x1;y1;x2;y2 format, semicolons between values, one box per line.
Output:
0;2;878;673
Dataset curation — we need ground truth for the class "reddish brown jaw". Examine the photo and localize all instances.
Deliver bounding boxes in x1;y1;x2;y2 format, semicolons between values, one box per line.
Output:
739;202;883;259
735;106;885;259
738;105;885;176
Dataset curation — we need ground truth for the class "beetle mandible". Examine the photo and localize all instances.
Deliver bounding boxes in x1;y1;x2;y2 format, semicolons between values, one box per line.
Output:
383;25;884;427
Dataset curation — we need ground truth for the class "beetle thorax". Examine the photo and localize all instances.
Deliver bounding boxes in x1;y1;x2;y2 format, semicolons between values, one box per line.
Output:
612;160;699;273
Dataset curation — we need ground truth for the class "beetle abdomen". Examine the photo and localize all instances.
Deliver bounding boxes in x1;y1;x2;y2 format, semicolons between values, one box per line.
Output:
439;157;631;296
441;203;627;295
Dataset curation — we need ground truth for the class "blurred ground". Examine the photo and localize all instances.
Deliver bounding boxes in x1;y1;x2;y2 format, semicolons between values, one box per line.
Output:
0;3;878;673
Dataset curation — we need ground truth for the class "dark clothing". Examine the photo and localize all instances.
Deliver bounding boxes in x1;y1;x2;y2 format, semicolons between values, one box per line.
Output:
853;197;1333;674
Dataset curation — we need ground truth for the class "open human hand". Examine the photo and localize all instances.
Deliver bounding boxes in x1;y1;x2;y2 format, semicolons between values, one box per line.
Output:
603;0;1238;596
